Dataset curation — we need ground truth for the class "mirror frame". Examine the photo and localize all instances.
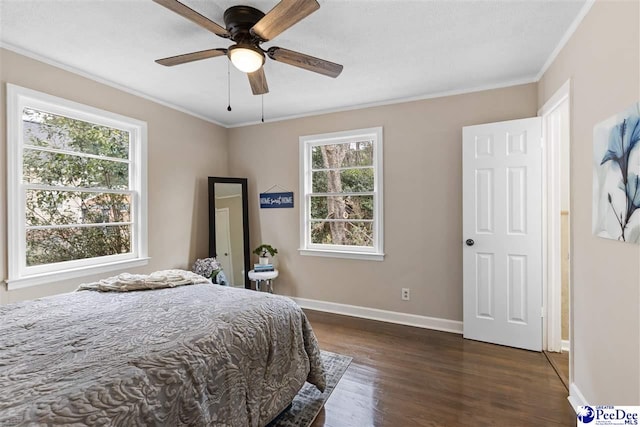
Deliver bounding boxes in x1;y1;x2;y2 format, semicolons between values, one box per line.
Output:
208;177;250;289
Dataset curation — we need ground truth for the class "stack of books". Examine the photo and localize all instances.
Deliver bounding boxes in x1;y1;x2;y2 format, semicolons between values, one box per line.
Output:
254;263;275;272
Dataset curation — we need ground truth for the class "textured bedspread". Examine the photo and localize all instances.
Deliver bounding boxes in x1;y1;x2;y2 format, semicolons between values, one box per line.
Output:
0;282;325;426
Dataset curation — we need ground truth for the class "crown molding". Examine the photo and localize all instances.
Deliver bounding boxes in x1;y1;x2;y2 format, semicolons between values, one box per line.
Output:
535;0;596;81
0;42;227;128
228;76;538;128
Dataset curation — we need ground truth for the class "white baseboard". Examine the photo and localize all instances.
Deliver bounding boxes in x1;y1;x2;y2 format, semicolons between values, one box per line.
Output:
568;382;589;412
289;297;463;334
561;339;570;352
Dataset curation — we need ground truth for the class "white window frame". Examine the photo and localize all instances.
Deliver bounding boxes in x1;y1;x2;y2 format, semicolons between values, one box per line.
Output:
6;84;149;290
299;127;384;261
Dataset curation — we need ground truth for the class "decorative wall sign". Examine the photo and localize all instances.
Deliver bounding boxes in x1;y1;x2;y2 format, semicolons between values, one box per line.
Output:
260;191;294;208
593;101;640;244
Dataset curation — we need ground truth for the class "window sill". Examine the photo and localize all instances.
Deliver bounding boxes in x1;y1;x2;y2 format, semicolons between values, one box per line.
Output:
5;257;151;291
298;248;384;261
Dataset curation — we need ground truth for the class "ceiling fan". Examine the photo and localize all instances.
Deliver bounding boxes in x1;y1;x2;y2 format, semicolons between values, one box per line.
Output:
153;0;343;95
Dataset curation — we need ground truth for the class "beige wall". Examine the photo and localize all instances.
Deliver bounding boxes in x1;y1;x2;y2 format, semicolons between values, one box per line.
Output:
228;83;538;320
0;48;229;304
538;0;640;404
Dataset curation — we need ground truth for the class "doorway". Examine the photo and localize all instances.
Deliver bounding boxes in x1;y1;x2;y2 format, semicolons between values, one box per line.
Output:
539;80;571;390
462;84;572;357
215;208;235;286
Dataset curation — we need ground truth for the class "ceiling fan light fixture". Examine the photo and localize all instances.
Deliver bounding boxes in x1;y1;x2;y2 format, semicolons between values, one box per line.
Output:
228;45;265;73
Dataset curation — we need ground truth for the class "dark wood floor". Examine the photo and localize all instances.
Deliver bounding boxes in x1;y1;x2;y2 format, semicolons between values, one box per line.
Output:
305;310;575;427
544;351;570;391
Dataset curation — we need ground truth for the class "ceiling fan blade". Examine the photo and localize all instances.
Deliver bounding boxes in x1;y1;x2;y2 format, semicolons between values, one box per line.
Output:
156;48;227;66
267;47;343;78
153;0;229;38
251;0;319;41
248;68;269;95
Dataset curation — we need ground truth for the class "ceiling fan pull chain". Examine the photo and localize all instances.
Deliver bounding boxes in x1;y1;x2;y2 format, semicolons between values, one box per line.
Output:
227;60;232;112
261;95;264;123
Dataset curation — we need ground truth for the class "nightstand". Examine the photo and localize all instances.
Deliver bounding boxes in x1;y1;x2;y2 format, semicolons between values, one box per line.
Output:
248;270;279;293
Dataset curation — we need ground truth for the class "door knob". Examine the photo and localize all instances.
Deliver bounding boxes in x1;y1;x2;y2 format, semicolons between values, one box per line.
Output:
465;239;474;246
224;253;228;256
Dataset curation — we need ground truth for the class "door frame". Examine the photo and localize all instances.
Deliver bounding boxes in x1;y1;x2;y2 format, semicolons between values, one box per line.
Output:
215;207;235;286
538;79;571;360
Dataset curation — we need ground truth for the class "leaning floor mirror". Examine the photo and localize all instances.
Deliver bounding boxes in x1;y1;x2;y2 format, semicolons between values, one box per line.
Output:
208;177;250;289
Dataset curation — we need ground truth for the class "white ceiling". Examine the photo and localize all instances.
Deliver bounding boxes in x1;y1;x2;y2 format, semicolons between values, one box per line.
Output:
0;0;587;127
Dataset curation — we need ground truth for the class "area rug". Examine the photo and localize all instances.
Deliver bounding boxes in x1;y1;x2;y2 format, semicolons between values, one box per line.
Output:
268;350;352;427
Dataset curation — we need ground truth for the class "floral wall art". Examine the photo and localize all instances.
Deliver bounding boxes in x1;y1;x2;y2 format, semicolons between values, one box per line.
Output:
593;102;640;244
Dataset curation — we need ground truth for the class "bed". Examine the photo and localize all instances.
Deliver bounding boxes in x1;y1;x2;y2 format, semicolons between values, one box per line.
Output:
0;270;326;426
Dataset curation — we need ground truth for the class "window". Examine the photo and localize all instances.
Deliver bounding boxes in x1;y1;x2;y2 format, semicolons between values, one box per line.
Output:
299;127;384;261
6;84;148;289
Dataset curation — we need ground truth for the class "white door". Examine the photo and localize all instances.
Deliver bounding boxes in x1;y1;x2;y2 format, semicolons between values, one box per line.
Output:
215;208;235;285
462;117;543;351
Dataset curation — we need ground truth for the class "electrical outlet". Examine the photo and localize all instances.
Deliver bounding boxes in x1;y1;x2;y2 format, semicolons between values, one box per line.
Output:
401;288;410;301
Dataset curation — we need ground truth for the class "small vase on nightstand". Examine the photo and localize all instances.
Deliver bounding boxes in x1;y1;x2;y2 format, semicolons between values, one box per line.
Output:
259;257;269;265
